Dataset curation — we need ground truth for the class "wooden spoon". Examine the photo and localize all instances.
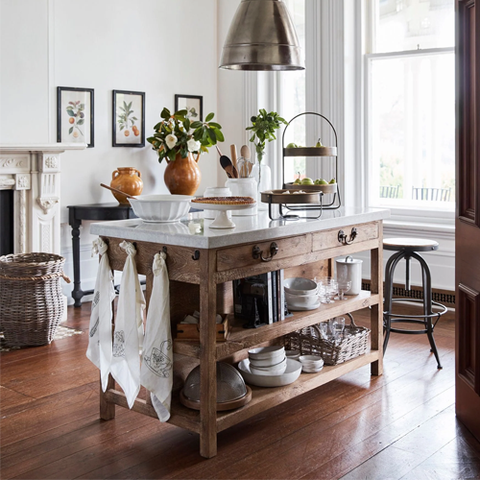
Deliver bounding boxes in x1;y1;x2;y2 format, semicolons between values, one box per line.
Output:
100;183;136;200
219;155;239;179
230;144;238;171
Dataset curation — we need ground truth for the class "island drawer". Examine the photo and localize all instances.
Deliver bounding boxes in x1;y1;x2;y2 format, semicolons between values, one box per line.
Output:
216;235;310;272
312;222;379;251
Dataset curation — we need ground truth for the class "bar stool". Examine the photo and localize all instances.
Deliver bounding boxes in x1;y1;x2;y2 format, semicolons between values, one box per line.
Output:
383;237;447;369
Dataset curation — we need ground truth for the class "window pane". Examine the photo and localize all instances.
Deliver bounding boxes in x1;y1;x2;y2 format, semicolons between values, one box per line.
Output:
280;0;306;183
374;0;454;53
368;52;455;209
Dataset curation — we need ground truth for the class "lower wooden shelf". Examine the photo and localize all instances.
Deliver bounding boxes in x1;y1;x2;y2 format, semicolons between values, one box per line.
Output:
167;349;380;434
174;290;379;360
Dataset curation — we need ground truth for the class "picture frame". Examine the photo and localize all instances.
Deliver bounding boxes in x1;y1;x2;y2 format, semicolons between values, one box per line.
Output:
112;90;145;147
174;94;203;121
57;87;94;147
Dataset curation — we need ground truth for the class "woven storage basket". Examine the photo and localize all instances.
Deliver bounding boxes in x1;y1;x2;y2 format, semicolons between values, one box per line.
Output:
284;316;370;366
0;253;70;347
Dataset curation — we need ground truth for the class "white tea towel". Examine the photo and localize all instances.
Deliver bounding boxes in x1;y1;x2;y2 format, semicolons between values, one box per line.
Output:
110;240;146;409
86;238;116;392
141;252;173;422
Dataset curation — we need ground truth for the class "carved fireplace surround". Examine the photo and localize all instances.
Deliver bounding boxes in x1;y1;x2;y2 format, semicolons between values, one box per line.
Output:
0;144;85;254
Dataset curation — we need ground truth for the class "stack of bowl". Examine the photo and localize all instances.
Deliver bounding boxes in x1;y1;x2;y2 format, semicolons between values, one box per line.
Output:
299;355;324;373
284;277;320;311
247;346;287;376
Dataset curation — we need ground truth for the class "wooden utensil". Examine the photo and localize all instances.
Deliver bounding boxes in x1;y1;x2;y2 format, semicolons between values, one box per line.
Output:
219;155;239;179
230;144;238;171
240;145;253;176
100;183;136;200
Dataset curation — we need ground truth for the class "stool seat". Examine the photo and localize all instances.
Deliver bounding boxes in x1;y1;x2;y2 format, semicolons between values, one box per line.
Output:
383;237;446;369
383;237;439;252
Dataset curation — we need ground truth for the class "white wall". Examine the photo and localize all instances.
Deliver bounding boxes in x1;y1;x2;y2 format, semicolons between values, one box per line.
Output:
0;0;226;303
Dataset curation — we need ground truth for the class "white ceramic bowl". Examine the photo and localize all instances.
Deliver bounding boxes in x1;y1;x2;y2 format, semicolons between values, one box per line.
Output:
285;291;319;307
248;346;285;362
285;349;301;360
249;357;287;376
284;277;318;296
128;194;193;223
237;358;302;387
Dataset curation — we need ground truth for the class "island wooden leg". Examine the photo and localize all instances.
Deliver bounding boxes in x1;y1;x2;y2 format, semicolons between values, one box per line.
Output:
370;228;384;376
100;373;116;420
199;251;218;458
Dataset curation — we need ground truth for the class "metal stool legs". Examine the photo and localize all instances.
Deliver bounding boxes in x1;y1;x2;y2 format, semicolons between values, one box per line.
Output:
383;249;447;369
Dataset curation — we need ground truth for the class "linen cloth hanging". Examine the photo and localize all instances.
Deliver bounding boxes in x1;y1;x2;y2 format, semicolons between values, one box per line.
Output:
110;240;146;409
86;237;116;392
140;252;173;422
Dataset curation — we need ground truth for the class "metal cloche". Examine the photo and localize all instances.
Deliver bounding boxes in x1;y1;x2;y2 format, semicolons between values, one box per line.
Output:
219;0;305;71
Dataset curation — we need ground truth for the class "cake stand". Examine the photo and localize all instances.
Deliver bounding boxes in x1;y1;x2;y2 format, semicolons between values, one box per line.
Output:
191;202;256;229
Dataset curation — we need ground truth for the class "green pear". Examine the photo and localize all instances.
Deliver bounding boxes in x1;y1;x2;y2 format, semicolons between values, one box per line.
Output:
316;178;328;185
329;178;336;184
293;178;301;184
301;177;314;185
316;138;324;147
286;142;298;149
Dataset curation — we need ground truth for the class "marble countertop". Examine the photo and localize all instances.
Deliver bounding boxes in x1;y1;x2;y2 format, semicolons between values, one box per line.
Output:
90;206;390;249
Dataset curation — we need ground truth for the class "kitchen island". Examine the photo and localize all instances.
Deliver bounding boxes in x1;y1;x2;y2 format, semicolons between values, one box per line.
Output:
91;206;389;458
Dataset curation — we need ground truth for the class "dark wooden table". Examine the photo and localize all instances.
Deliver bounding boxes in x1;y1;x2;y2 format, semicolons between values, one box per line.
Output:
67;203;137;307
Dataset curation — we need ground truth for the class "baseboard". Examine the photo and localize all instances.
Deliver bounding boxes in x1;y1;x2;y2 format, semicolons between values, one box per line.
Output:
362;279;455;308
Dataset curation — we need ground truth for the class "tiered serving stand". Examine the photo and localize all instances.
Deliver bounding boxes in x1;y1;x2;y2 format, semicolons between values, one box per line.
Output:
262;112;342;221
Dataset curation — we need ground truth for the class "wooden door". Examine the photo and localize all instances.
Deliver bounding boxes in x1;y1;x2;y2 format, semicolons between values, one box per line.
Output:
455;0;480;441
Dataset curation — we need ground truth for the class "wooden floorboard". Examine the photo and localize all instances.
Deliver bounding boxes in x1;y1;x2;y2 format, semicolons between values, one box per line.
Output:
1;303;480;480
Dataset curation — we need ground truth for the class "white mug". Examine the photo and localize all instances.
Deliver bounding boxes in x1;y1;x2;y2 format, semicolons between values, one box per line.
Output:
335;255;363;295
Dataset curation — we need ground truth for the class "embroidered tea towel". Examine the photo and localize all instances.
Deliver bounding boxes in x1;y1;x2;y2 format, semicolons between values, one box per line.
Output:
86;237;116;392
110;240;145;409
141;252;173;422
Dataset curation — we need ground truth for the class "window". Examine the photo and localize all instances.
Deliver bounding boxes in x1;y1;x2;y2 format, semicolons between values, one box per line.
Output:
365;0;455;215
278;0;306;184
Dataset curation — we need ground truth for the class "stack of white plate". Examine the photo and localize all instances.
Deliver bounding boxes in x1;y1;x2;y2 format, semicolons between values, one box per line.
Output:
299;355;324;373
248;346;287;376
284;277;320;311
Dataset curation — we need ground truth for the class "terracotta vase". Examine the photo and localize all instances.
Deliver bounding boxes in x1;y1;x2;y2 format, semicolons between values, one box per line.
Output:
164;152;201;196
110;167;143;205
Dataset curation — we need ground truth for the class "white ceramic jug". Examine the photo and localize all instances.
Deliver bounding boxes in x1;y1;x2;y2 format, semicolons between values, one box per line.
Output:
335;256;363;295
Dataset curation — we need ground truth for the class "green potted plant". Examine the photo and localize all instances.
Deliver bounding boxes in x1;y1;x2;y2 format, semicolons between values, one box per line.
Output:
246;109;287;164
246;109;287;198
147;108;224;195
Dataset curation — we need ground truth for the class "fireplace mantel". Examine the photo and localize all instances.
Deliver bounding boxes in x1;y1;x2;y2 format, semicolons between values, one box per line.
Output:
0;143;85;254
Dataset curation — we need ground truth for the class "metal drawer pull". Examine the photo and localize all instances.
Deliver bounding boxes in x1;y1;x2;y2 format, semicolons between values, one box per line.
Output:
252;242;279;262
338;227;358;245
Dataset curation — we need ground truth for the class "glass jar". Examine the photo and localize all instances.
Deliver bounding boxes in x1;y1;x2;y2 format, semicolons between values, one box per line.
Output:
225;178;258;216
250;162;272;211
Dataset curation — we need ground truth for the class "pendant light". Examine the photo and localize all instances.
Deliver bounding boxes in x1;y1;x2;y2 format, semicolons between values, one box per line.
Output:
219;0;304;71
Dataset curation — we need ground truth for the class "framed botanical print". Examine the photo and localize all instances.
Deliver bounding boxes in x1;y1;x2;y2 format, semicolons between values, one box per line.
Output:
174;94;203;121
57;87;94;147
112;90;145;147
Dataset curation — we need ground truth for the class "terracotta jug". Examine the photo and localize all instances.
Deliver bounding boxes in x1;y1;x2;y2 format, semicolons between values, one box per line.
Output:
164;152;201;196
110;167;143;205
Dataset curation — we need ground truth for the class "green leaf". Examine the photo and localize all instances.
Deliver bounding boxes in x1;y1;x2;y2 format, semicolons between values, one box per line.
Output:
205;112;214;122
208;122;221;129
161;107;171;120
167;149;176;162
176;109;188;117
77;119;84;125
191;121;202;129
69;126;73;134
214;129;225;142
207;129;216;143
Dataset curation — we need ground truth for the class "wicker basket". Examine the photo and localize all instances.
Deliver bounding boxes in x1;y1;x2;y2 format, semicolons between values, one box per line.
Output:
284;316;370;366
0;253;70;347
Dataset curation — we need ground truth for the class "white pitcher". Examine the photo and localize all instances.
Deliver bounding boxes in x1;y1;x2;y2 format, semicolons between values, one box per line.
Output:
335;256;363;295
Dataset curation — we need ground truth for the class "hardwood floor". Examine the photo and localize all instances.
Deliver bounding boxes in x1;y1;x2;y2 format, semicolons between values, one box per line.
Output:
1;303;480;480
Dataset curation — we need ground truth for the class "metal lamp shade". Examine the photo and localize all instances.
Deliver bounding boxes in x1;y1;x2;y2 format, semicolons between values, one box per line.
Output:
219;0;305;71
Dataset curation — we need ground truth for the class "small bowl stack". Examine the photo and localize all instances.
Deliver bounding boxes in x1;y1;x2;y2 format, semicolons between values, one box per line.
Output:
299;355;324;373
248;346;287;376
284;277;320;311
